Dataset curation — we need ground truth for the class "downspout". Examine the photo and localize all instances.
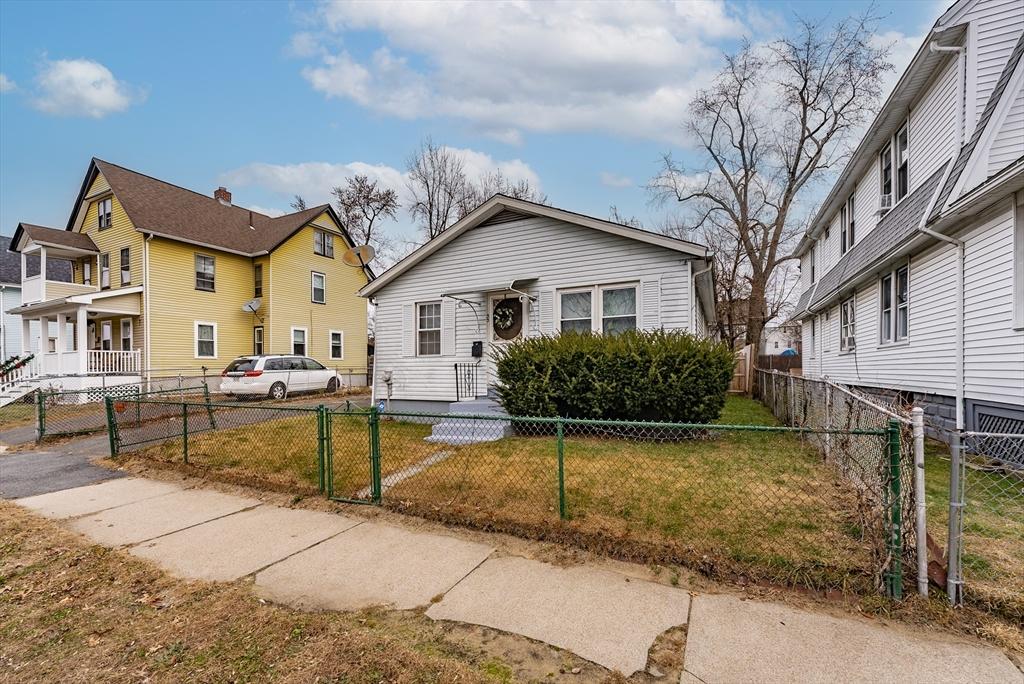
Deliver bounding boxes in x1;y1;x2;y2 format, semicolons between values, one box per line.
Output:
690;258;714;334
144;233;153;384
368;297;377;406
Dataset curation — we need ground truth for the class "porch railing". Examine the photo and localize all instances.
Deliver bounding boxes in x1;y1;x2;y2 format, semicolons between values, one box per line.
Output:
454;362;480;401
88;349;142;375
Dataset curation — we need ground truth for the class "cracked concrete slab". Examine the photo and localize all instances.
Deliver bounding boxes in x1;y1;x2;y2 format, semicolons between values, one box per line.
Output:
16;477;182;519
68;488;259;546
426;556;691;675
131;505;361;581
255;522;493;611
683;594;1023;684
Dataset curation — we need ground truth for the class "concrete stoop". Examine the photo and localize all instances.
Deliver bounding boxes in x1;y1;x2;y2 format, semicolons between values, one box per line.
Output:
424;398;512;445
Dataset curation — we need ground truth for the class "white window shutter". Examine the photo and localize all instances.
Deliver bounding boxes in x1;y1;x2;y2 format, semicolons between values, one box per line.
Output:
640;277;661;329
539;289;555;335
402;303;415;357
441;299;456;356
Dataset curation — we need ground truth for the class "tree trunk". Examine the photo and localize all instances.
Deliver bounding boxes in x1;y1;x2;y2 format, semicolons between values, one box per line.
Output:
745;280;769;396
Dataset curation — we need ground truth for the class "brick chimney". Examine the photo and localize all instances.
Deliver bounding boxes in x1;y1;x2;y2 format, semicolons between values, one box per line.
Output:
214;186;232;205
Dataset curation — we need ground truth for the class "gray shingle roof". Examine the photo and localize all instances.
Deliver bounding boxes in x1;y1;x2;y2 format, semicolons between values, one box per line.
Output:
807;162;948;311
930;30;1024;220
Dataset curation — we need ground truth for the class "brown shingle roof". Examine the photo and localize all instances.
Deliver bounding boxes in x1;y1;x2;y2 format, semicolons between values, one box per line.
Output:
90;159;337;256
18;223;99;252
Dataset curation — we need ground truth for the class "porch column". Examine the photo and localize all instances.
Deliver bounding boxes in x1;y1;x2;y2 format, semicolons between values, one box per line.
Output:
76;307;88;374
21;317;31;355
55;313;66;373
39;246;47;301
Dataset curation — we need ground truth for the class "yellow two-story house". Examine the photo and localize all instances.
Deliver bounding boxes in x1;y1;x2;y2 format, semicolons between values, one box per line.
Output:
6;158;372;389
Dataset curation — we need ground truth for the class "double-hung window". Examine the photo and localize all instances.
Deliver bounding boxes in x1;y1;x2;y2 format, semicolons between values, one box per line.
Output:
120;319;132;351
314;230;334;258
254;263;263;298
879;142;893;208
195;254;215;291
880;264;909;344
97;198;112;229
417;302;442;356
101;321;112;351
809;245;816;282
292;327;307;356
841;193;855;254
99;253;110;289
253;326;264;355
195;321;217;358
559;290;592;333
83;259;92;285
809;318;816;357
895;124;909;202
559;284;638;335
600;285;637;334
311;271;326;304
330;330;344;359
120;248;130;285
840;297;856;351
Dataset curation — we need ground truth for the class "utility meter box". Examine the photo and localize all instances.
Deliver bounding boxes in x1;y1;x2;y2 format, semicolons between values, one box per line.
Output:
471;341;483;357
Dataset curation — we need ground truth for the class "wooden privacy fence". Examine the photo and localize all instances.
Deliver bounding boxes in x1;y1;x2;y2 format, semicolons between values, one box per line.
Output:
729;345;752;394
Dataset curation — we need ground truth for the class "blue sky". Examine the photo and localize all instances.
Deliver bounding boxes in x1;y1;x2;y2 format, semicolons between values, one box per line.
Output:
0;0;942;247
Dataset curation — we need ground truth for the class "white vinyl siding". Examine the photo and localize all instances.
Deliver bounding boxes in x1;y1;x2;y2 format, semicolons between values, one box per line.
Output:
988;80;1024;176
909;55;960;189
371;215;695;402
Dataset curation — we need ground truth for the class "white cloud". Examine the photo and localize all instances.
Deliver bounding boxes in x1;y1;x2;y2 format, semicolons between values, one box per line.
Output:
600;172;633;188
247;205;286;218
872;30;926;102
220;147;539;209
296;0;763;143
31;58;143;118
0;73;15;93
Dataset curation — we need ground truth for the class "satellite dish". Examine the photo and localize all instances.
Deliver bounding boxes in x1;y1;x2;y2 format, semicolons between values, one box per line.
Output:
242;298;262;313
342;244;375;268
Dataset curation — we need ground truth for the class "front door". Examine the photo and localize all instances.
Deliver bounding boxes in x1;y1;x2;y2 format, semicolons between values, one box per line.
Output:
487;293;526;390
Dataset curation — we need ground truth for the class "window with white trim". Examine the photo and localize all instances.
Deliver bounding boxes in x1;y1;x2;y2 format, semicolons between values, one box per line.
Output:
195;254;215;291
100;253;110;289
809;317;816;357
83;259;92;285
840;297;856;351
879;264;909;344
895;123;909;201
120;319;132;351
120;247;130;285
329;330;344;359
311;271;326;304
314;230;334;258
879;141;893;209
101;321;112;351
291;327;307;356
254;263;263;298
558;284;638;335
253;326;264;355
195;322;217;358
416;302;441;356
841;192;855;254
97;198;112;229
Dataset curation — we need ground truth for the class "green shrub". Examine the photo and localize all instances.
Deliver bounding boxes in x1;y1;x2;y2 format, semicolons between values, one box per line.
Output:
495;330;735;423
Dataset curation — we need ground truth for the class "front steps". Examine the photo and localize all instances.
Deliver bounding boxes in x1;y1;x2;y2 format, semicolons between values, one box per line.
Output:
0;378;41;408
424;397;513;445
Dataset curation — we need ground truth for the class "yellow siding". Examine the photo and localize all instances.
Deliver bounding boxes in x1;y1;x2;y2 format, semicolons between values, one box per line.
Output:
73;172;144;289
45;281;97;299
146;238;259;372
268;216;369;371
90;314;143;351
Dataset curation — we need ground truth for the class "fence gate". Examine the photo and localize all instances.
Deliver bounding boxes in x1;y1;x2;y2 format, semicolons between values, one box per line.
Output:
324;407;380;504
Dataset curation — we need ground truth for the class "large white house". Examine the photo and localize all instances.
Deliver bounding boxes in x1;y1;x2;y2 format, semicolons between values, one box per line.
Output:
360;195;715;413
793;0;1024;436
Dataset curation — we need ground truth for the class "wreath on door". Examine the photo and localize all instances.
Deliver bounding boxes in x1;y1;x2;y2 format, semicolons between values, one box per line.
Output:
492;298;523;340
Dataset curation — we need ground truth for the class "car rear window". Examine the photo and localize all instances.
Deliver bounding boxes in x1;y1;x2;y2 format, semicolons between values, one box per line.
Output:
225;359;257;373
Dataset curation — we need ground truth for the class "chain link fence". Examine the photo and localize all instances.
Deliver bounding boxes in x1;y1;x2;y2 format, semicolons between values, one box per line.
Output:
948;431;1024;621
108;398;903;597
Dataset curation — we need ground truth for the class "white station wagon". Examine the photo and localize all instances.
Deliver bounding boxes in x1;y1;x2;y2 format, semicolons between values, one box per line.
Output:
220;355;342;399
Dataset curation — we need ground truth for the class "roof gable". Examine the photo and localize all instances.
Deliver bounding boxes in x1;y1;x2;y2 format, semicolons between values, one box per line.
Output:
360;195;707;297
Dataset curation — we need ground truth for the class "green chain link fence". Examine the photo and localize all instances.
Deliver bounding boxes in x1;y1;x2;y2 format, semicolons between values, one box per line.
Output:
106;397;905;597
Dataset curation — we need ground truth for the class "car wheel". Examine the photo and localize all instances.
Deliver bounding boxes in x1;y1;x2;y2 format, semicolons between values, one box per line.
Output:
327;377;339;393
268;382;287;400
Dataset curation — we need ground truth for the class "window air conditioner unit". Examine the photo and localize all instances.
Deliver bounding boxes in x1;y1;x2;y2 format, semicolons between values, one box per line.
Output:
845;336;857;350
878;194;892;213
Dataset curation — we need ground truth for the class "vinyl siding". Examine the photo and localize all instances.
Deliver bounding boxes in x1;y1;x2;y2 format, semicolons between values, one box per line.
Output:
966;0;1024;126
988;84;1024;176
267;214;369;374
909;56;960;189
371;215;695;403
1;286;21;359
73;172;144;289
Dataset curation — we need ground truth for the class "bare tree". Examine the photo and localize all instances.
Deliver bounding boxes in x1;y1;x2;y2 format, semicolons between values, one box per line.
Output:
331;174;400;259
608;205;644;229
290;195;307;212
650;12;891;357
406;138;467;240
457;169;548;220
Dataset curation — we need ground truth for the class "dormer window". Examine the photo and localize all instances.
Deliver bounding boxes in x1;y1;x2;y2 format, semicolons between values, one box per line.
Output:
879;122;909;213
97;198;112;229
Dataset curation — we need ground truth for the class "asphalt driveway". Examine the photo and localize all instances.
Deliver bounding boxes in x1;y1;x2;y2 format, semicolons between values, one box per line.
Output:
0;434;122;499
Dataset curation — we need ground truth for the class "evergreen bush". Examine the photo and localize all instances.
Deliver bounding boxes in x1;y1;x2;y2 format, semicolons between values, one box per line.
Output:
495;329;735;423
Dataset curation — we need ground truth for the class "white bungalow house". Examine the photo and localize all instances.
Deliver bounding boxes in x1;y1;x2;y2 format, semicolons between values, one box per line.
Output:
360;195;716;414
792;0;1024;436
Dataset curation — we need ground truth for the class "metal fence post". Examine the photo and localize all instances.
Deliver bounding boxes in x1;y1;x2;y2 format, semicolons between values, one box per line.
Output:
788;374;795;425
824;382;833;461
316;404;326;495
182;402;189;465
947;431;964;605
911;407;928;597
104;396;119;457
35;390;46;442
886;418;903;599
557;419;567;520
368;406;382;503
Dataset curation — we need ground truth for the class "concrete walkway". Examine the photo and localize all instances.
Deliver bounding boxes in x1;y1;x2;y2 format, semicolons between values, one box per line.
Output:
15;477;1023;681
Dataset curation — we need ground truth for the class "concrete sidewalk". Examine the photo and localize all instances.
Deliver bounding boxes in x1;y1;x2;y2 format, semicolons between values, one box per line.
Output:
15;477;1023;681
